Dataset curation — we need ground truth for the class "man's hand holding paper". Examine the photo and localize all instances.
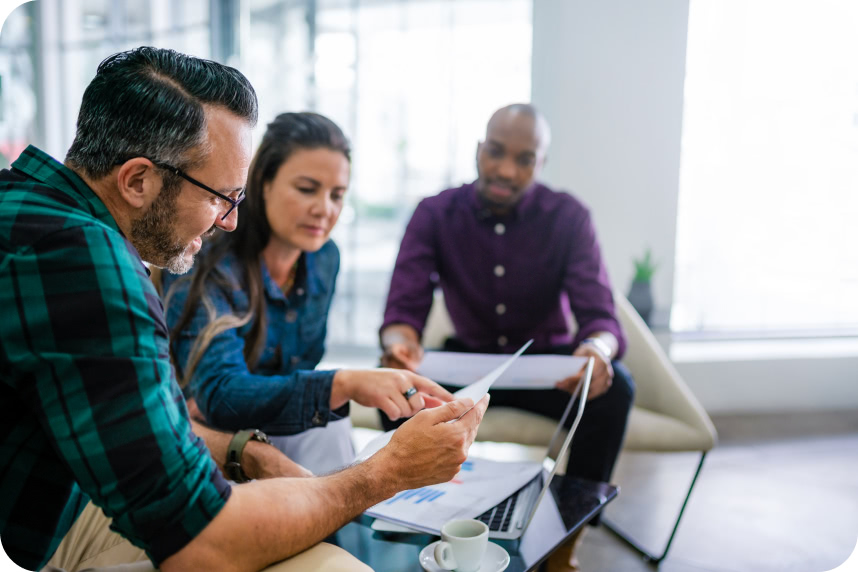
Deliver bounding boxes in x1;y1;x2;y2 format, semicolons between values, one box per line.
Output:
368;395;489;491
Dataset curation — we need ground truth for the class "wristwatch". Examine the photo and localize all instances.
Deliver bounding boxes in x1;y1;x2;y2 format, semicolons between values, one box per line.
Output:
225;429;271;483
580;337;612;360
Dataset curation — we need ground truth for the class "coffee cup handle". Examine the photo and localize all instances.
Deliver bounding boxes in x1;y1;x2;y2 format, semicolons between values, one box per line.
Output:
434;541;457;570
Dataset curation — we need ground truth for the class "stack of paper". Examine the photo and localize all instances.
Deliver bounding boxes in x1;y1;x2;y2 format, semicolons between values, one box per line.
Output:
365;455;542;534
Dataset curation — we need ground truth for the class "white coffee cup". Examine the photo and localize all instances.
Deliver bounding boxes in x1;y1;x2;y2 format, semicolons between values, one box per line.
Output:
433;518;489;572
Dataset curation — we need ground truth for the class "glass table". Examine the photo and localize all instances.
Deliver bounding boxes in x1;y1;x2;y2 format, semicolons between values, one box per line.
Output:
335;477;618;571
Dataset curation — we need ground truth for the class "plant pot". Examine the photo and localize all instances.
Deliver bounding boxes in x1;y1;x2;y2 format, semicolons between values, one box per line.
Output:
627;280;654;325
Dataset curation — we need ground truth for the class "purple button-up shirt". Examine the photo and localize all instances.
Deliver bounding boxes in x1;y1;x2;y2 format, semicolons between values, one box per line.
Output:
382;181;626;358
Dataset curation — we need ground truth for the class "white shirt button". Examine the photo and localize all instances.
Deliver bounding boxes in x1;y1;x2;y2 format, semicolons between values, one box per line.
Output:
494;265;505;277
496;303;506;315
290;355;301;365
285;310;298;323
498;335;508;346
494;223;506;235
296;288;305;296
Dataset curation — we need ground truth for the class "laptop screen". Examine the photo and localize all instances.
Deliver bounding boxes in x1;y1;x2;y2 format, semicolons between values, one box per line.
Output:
519;356;594;533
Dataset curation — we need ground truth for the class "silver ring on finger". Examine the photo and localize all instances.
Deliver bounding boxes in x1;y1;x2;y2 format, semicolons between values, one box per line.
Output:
403;387;418;400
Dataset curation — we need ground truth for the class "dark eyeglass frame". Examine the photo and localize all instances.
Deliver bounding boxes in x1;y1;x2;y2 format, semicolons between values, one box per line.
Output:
151;161;245;221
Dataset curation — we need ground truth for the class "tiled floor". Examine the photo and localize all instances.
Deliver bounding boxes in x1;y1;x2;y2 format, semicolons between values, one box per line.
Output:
579;410;858;572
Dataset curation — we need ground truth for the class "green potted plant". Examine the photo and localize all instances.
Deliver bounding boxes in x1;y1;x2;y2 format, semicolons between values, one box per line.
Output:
627;248;657;324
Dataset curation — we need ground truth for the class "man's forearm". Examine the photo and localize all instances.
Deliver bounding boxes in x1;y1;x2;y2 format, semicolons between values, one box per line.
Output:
190;419;308;480
161;447;397;571
164;397;487;572
191;419;232;469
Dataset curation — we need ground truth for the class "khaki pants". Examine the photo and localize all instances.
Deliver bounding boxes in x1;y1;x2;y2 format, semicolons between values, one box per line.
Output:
44;501;371;572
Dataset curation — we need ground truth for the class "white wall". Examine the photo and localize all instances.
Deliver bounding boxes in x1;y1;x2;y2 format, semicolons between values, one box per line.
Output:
531;0;858;413
531;0;689;318
675;355;858;414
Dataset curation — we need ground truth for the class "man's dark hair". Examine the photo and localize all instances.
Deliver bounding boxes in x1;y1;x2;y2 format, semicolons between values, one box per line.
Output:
66;46;258;180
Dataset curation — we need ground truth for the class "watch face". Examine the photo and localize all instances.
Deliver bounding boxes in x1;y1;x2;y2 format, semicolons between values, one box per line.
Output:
252;429;272;445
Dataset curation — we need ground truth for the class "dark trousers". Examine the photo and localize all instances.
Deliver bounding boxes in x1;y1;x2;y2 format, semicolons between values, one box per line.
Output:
379;341;635;495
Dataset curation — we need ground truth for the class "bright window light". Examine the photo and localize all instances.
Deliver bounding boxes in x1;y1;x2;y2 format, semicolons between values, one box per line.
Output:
673;0;858;335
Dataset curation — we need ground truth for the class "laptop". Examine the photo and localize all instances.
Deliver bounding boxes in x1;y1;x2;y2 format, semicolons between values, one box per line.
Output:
372;356;593;540
477;356;592;539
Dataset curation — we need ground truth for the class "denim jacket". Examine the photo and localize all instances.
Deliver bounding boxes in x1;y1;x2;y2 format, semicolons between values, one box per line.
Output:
162;240;343;435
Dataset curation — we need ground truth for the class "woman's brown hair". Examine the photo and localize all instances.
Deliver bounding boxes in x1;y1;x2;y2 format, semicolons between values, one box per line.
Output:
166;112;350;385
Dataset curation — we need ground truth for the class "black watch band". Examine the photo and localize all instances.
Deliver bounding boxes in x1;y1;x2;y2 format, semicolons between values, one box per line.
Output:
225;429;271;483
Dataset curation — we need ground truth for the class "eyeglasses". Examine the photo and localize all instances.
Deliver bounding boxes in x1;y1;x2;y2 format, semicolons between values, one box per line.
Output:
151;161;245;221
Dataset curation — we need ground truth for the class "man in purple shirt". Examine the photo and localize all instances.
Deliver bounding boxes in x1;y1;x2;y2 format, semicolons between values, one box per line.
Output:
380;104;635;570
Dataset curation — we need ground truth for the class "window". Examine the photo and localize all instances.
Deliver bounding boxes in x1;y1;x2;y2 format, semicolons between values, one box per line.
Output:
3;0;531;349
242;0;532;347
0;3;36;168
673;0;858;336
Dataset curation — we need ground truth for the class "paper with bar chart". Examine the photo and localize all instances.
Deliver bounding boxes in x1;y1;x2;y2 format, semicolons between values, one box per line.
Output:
364;456;542;534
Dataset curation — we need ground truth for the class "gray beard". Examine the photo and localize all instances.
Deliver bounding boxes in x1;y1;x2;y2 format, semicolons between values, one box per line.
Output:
130;191;192;274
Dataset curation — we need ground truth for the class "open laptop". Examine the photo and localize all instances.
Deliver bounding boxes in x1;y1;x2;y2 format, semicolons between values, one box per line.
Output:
477;356;592;539
372;357;593;540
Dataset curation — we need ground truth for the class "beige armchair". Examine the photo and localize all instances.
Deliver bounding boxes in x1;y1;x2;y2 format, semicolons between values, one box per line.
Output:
388;288;718;563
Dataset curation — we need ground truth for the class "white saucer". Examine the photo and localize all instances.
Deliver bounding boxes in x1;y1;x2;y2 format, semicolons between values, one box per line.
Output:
419;540;510;572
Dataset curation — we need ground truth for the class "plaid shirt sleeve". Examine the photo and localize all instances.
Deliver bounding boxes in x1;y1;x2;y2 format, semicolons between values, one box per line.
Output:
1;213;230;566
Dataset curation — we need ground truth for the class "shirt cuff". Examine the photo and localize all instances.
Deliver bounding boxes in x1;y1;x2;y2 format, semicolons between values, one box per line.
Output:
120;461;232;567
298;369;338;431
574;319;627;360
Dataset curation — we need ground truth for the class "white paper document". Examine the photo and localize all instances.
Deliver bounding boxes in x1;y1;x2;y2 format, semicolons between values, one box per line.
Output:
355;341;533;462
448;339;533;403
365;455;543;534
418;352;588;389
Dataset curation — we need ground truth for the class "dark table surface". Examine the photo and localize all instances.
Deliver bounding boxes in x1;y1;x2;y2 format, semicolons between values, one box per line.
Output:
335;477;618;572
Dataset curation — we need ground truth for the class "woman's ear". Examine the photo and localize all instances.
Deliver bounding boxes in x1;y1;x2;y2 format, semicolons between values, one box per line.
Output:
115;158;162;210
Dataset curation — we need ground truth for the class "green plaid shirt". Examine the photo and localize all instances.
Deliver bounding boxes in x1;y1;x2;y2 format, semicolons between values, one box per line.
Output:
0;146;231;570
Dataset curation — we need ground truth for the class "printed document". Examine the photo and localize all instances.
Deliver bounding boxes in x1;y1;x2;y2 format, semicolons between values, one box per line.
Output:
418;352;588;389
365;455;543;534
355;340;533;462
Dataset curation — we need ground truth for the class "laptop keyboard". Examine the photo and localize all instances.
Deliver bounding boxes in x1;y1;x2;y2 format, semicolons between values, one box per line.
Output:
477;491;518;532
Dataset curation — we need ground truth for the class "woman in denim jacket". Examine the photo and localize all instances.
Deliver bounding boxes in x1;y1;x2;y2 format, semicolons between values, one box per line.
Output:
163;112;450;475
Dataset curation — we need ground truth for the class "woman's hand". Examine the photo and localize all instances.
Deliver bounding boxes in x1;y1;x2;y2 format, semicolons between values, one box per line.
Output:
331;368;454;420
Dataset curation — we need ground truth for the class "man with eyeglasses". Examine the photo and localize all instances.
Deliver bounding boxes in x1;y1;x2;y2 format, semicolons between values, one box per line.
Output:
380;103;635;571
0;47;487;572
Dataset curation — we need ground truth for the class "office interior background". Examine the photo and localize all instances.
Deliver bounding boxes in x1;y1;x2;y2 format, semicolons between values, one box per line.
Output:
0;0;856;570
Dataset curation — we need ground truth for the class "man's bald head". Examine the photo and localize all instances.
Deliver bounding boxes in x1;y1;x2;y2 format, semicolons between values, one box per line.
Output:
486;104;551;157
475;104;551;213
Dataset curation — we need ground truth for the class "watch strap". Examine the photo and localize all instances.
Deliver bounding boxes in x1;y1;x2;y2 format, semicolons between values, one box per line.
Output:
580;337;612;360
225;429;269;483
